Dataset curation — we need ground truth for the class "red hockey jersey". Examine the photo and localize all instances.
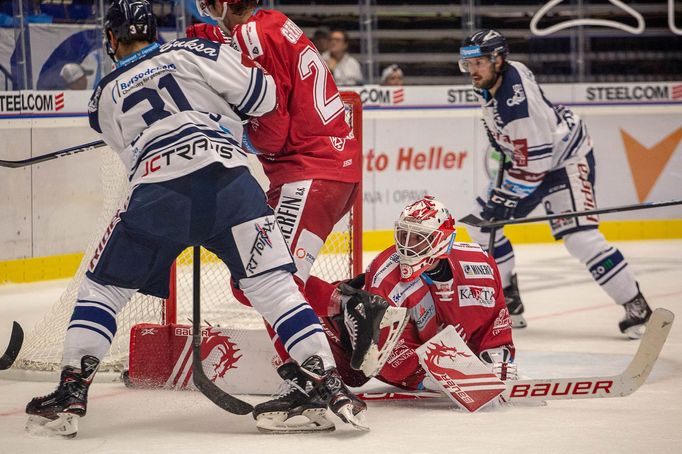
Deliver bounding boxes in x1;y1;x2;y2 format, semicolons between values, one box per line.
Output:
230;10;361;188
366;242;514;389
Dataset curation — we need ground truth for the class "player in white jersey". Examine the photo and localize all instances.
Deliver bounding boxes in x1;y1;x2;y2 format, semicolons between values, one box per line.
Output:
459;29;652;338
25;0;366;438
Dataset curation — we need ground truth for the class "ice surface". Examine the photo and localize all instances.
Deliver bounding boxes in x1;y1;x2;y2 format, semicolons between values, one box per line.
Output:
1;241;681;453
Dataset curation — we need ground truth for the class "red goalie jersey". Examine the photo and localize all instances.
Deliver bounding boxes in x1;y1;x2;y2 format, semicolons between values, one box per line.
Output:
229;10;361;189
365;242;514;389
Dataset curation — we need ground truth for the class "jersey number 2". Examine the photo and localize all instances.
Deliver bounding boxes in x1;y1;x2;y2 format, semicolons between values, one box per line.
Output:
298;47;344;125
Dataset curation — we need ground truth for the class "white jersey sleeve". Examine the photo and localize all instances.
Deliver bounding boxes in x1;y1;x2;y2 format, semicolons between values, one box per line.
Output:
87;38;276;186
479;61;591;198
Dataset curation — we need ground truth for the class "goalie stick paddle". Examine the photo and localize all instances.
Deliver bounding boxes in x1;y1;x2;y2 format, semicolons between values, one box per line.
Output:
458;199;682;229
0;321;24;370
359;308;674;403
191;246;253;415
0;140;106;168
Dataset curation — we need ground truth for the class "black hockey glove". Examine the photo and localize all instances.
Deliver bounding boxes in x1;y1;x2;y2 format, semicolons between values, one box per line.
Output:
481;188;520;222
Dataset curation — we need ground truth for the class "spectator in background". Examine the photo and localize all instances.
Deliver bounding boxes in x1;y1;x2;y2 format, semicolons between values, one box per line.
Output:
60;63;92;90
312;26;330;54
381;64;404;86
323;29;363;86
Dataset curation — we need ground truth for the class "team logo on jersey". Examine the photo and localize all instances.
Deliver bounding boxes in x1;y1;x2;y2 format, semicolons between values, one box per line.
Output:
460;262;494;280
506;84;526;107
330;136;346;151
492;308;512;335
458;285;495;308
433;279;455;301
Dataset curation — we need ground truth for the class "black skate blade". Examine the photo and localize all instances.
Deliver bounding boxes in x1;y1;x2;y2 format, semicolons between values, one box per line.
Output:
0;321;24;370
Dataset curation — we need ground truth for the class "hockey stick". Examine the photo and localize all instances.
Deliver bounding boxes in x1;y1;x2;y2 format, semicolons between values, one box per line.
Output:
482;120;507;254
0;321;24;370
459;199;682;229
359;308;674;403
0;140;106;168
191;246;253;415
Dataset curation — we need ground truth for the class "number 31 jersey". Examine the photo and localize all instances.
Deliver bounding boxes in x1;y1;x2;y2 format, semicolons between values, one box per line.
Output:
231;10;361;188
88;38;276;186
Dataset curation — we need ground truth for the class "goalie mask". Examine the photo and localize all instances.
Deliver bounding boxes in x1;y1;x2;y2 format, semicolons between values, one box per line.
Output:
394;196;456;281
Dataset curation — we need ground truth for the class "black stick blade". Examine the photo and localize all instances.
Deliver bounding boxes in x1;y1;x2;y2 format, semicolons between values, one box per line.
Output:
193;372;254;415
457;214;485;227
0;321;24;370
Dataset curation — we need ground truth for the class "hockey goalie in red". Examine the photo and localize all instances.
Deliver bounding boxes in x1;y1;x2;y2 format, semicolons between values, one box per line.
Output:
306;196;517;406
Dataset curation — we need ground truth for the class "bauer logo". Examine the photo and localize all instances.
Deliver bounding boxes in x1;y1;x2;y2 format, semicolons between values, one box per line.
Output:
458;285;495;308
460;262;494;279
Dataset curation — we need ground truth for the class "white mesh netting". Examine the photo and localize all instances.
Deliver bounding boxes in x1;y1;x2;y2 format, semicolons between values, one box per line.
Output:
12;93;362;378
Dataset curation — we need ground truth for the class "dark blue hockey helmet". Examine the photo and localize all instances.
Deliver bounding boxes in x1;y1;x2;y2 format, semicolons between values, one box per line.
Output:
104;0;157;59
458;29;509;72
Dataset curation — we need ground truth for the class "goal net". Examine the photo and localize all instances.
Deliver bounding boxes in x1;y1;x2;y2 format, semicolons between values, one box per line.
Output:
12;92;363;379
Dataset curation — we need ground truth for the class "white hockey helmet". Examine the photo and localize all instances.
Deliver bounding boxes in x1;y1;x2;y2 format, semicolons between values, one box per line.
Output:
394;195;456;281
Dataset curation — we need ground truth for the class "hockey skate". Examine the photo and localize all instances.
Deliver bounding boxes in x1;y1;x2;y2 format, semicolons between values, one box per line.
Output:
300;356;369;431
503;274;527;329
339;283;409;376
253;362;334;434
619;287;653;339
25;355;100;438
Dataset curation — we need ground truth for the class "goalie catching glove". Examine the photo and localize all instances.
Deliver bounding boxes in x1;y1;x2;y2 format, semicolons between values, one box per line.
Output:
336;282;409;377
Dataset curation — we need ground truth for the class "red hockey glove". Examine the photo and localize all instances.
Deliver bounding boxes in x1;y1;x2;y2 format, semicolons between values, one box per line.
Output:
185;23;227;44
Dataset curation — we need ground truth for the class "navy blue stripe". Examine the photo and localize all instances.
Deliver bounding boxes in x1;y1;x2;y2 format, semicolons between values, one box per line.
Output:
237;69;256;110
287;328;325;351
528;146;553;158
273;303;309;329
249;78;268;114
240;69;265;113
70;306;118;337
77;299;116;315
68;323;113;343
275;307;321;345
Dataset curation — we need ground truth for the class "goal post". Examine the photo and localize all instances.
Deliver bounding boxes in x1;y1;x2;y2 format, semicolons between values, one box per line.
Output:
9;91;363;380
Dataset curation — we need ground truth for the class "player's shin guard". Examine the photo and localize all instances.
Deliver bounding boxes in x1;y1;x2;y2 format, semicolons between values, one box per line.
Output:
25;355;100;438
